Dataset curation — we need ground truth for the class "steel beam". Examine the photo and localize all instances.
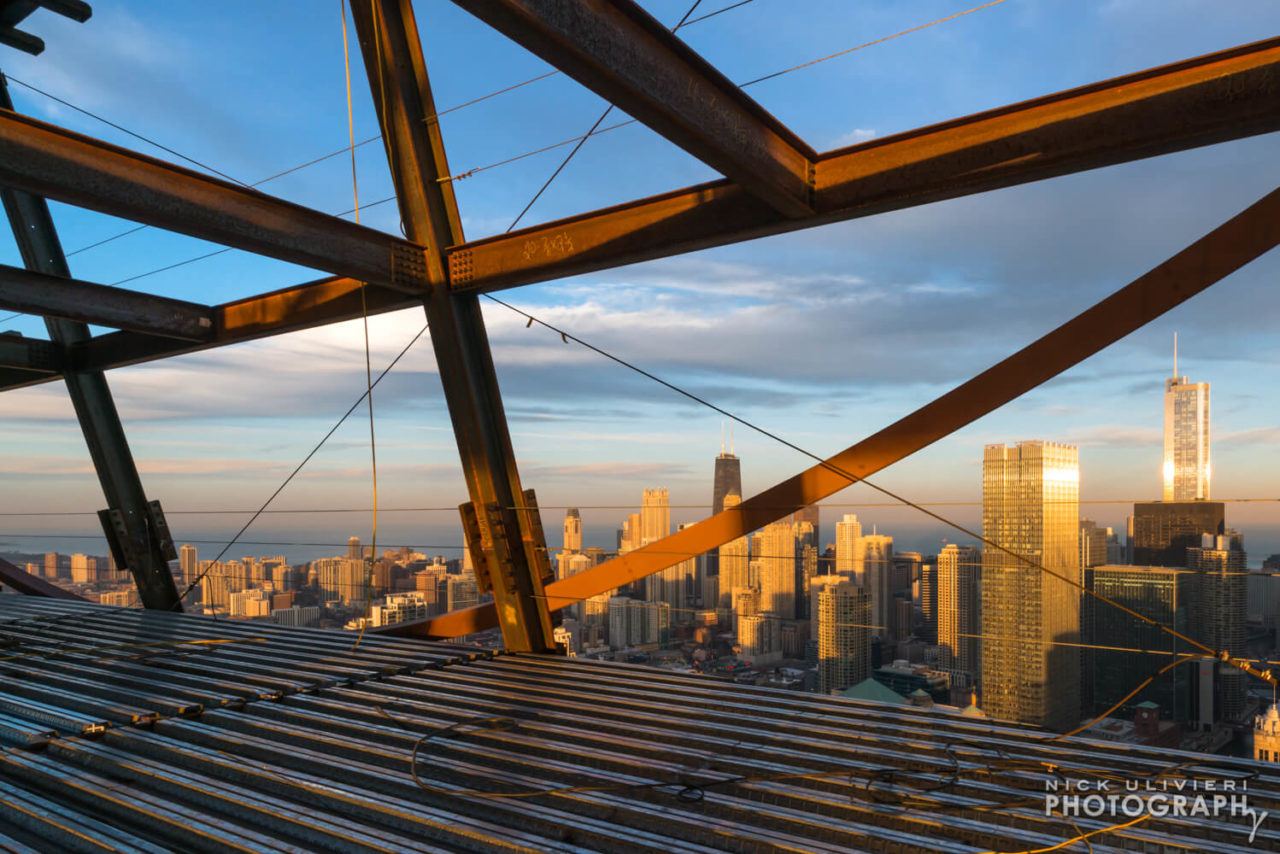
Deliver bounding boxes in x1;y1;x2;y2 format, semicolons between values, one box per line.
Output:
381;183;1280;637
0;97;428;293
451;0;814;216
0;557;86;600
0;334;60;372
353;0;556;651
445;36;1280;293
0;79;183;611
5;37;1277;387
0;263;214;340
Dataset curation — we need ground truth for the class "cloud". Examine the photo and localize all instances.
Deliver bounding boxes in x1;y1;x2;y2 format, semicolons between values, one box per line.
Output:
834;128;878;147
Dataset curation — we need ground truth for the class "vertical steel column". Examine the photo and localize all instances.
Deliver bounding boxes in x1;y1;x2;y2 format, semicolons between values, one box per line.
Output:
0;76;182;610
351;0;555;650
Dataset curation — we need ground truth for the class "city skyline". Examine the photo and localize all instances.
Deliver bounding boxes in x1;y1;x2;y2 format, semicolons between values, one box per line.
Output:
2;3;1279;572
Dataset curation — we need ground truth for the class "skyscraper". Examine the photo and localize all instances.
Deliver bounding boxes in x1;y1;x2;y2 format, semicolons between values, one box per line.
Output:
640;488;670;546
347;536;362;561
980;441;1081;732
1083;564;1191;722
619;512;641;554
861;532;894;640
937;544;981;674
812;574;871;694
179;544;198;588
647;522;695;613
1188;532;1247;723
711;428;742;517
835;514;863;577
1078;520;1109;568
717;492;750;609
1132;500;1224;567
1162;334;1210;502
563;508;582;552
757;520;797;619
708;435;743;582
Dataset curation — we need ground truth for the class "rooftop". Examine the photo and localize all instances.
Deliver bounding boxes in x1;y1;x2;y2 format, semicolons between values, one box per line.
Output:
1;597;1275;852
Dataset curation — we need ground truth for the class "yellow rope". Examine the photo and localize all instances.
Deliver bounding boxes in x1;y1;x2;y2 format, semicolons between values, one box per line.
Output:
340;0;379;650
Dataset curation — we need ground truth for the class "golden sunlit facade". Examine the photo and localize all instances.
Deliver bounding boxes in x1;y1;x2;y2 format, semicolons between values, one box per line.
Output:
980;441;1081;732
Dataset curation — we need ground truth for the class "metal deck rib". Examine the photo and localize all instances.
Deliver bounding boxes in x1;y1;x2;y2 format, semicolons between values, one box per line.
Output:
0;599;1272;851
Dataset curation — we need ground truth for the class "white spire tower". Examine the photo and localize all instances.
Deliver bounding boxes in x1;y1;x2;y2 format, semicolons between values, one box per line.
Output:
1162;333;1211;501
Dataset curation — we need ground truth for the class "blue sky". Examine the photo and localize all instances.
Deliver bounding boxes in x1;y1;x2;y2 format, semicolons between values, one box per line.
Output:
1;0;1278;564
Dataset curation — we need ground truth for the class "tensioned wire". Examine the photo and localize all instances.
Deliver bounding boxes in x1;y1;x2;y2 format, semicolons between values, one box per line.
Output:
3;496;1279;516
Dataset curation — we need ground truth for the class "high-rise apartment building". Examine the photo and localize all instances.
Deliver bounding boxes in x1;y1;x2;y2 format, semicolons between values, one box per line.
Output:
640;488;670;546
918;559;937;644
179;544;198;587
619;513;641;554
980;441;1081;732
347;536;362;561
70;553;96;584
937;544;981;674
647;522;695;614
43;551;58;579
812;575;871;694
737;612;782;664
861;533;894;640
1188;533;1247;723
717;492;750;609
835;514;863;577
1162;336;1210;502
563;508;582;553
1078;520;1109;568
446;573;479;613
757;520;797;619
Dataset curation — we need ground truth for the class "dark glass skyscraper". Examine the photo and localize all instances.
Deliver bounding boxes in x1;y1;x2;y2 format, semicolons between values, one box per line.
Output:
712;447;742;517
708;435;743;581
1132;501;1224;567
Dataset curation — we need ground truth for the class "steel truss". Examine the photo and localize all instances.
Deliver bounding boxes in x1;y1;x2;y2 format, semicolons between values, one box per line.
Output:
0;0;1276;649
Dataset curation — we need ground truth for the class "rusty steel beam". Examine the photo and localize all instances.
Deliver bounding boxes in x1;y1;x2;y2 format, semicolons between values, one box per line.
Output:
0;275;420;391
0;557;86;600
69;277;415;374
380;184;1280;638
0;107;428;293
354;0;557;652
0;263;213;340
4;37;1277;388
452;0;814;216
1;77;184;612
445;36;1280;293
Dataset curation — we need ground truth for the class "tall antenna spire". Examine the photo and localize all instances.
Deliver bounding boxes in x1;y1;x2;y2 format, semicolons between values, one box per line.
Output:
720;421;725;455
1173;331;1178;380
730;422;735;455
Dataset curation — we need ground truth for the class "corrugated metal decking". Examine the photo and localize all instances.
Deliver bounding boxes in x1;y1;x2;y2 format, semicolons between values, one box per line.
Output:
0;598;1273;852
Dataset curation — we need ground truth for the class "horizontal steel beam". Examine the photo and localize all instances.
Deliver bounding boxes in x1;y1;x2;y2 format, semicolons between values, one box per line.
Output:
0;333;60;373
381;183;1280;638
0;276;420;391
0;109;429;292
452;0;814;216
445;36;1280;293
0;264;213;340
